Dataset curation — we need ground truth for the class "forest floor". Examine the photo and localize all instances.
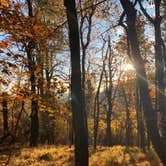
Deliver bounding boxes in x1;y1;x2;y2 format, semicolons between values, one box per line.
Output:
0;145;162;166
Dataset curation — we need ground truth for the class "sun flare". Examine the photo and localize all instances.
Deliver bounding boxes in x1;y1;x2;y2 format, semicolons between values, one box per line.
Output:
123;64;134;71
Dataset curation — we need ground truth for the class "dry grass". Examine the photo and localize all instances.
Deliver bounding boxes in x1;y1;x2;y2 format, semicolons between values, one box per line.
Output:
90;146;162;166
0;145;162;166
0;145;74;166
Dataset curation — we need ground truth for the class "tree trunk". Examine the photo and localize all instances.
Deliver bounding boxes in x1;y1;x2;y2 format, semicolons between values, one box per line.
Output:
37;54;44;96
2;93;8;135
27;46;39;146
14;101;25;136
154;23;166;141
27;0;39;147
136;86;145;151
80;5;94;146
139;0;166;144
122;87;131;146
64;0;89;165
68;118;74;148
30;98;39;146
120;0;166;165
106;104;112;146
93;42;106;149
105;42;112;147
81;49;88;149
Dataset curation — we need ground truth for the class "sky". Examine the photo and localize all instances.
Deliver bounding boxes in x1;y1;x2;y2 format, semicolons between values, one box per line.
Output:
0;0;157;93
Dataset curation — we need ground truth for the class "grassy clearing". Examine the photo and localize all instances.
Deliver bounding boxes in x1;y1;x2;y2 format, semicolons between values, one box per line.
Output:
0;145;162;166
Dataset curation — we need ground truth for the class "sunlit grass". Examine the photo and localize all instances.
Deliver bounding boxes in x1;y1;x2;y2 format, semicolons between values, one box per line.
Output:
90;146;162;166
0;145;162;166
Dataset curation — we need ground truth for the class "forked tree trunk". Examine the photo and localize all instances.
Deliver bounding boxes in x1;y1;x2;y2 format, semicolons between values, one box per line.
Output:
64;0;89;165
120;0;166;165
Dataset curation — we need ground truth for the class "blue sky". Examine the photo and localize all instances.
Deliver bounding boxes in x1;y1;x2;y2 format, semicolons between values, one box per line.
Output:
0;0;157;92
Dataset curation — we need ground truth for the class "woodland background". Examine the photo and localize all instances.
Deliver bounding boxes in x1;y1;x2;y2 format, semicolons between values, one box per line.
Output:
0;0;166;166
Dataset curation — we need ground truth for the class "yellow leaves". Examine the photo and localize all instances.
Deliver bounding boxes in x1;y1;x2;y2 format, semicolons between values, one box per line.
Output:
15;24;22;30
0;0;7;7
21;71;31;77
84;89;89;95
48;114;55;118
24;31;33;38
87;75;92;81
13;2;20;10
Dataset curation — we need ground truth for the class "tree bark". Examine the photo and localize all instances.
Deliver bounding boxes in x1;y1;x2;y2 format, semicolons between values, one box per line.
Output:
64;0;89;165
155;23;166;141
2;93;8;135
139;0;166;142
122;87;131;146
135;86;145;151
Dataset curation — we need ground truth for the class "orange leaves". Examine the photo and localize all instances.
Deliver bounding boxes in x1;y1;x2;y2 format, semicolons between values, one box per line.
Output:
32;25;43;32
21;71;31;77
36;66;42;73
1;1;54;47
0;41;8;49
48;114;55;118
0;0;7;8
13;2;20;10
59;111;64;115
15;94;24;100
149;84;155;98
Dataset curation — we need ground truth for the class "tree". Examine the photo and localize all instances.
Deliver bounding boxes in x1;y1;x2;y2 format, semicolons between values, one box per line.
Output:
135;84;145;151
2;93;8;135
104;38;123;147
119;0;166;165
138;0;166;141
121;86;132;146
79;0;95;140
93;40;106;149
64;0;89;165
26;0;39;147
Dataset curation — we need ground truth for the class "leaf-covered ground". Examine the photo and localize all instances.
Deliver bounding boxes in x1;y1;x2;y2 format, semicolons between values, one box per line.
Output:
0;145;162;166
